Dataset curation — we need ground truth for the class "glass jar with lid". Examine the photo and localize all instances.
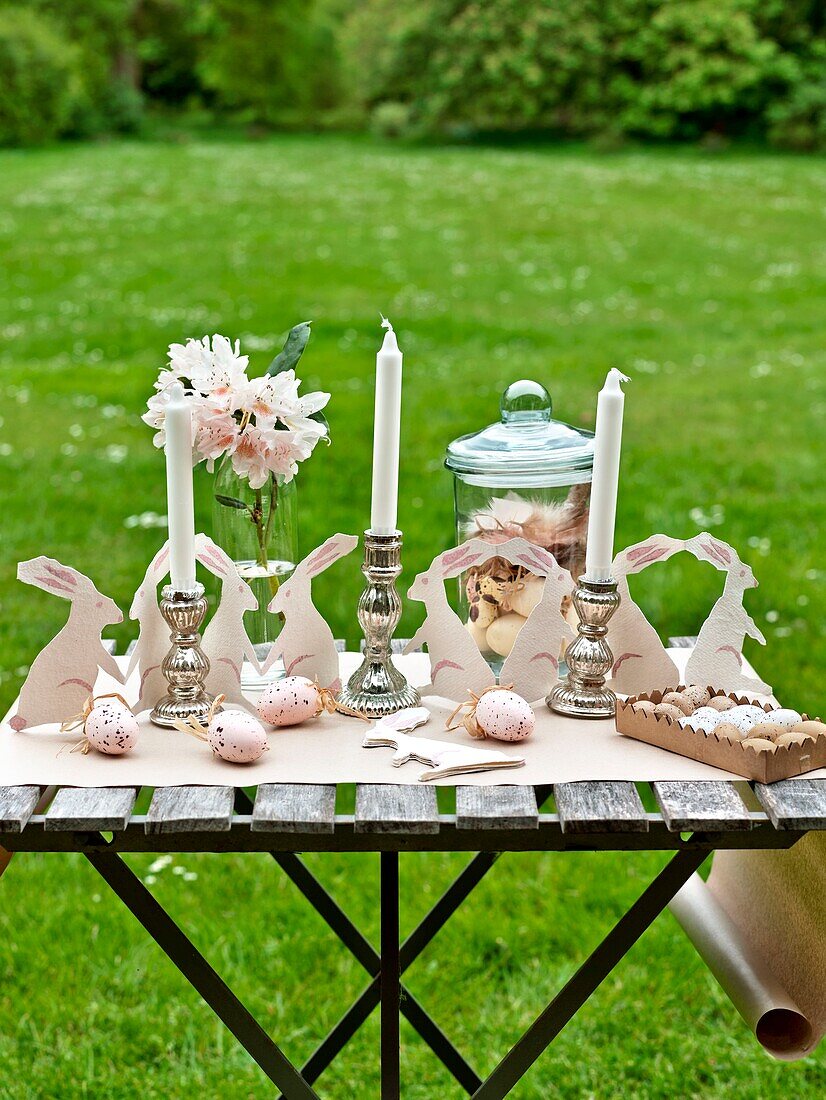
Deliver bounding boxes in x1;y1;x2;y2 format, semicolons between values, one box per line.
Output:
445;379;594;672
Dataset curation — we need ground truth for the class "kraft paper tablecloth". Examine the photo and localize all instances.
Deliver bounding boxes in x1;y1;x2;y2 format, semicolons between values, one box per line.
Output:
3;650;823;787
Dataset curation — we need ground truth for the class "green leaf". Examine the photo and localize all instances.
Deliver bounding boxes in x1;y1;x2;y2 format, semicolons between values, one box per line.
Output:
214;494;248;510
267;321;312;377
309;409;329;434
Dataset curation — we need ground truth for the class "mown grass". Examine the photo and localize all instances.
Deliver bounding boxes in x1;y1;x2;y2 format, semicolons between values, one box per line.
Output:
0;135;824;1097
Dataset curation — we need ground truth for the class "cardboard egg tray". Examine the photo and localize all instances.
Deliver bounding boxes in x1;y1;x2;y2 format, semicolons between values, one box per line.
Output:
616;685;826;783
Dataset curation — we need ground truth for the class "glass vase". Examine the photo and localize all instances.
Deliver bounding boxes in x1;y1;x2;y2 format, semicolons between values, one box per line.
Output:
211;457;298;683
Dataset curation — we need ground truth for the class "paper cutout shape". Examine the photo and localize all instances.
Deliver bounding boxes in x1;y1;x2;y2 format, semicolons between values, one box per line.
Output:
196;534;260;709
362;707;525;781
127;541;171;713
260;533;359;690
10;557;124;731
608;534;685;694
684;533;771;695
501;549;575;699
406;537;571;701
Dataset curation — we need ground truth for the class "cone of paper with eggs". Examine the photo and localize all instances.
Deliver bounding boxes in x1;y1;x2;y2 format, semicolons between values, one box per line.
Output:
616;686;826;783
405;536;576;702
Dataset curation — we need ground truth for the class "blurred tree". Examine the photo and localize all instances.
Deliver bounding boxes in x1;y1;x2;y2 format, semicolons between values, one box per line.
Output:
0;6;81;145
197;0;340;126
0;0;145;134
616;0;783;138
0;0;823;147
135;0;207;105
341;0;826;147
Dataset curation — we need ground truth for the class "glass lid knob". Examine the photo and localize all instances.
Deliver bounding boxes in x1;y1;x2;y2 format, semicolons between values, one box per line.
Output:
500;379;552;424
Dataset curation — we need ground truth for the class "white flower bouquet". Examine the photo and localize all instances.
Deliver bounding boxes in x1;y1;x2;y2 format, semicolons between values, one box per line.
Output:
144;322;329;488
144;323;329;597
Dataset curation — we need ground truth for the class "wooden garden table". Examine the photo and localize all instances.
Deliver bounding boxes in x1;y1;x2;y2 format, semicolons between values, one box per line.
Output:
1;639;823;1099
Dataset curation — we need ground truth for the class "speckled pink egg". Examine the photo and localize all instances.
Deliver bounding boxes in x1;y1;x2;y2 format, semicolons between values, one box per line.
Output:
258;676;320;727
206;711;268;763
475;690;535;742
85;701;139;756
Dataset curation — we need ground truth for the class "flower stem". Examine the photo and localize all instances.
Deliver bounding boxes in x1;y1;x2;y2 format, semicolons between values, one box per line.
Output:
253;477;281;601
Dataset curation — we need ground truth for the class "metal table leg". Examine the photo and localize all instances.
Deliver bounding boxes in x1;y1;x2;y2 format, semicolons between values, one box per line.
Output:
86;849;318;1100
381;852;401;1100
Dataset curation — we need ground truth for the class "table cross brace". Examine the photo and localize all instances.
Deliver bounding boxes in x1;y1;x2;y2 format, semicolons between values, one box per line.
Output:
471;846;709;1099
85;846;319;1100
230;783;492;1095
83;816;706;1099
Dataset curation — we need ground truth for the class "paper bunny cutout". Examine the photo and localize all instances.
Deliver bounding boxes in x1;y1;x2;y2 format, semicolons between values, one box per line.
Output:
9;557;123;731
127;541;171;713
500;545;575;699
684;533;771;695
196;534;260;709
406;541;495;700
362;707;525;781
406;537;573;701
608;534;685;695
260;533;359;690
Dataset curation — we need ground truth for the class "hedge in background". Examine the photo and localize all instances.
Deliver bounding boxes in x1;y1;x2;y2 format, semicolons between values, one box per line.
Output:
0;0;144;141
0;7;80;146
347;0;826;149
197;0;340;127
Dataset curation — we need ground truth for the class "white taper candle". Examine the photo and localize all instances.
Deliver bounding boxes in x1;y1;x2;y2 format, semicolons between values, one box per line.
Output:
370;317;403;535
165;382;196;591
584;369;630;582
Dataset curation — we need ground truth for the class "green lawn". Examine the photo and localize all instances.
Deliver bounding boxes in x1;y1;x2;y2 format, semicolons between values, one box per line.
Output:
0;135;824;1097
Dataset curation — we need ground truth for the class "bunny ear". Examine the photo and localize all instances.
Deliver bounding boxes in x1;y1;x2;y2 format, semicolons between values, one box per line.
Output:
152;542;171;573
516;547;559;575
195;534;231;577
437;542;489;578
305;533;359;578
18;557;78;597
687;533;735;571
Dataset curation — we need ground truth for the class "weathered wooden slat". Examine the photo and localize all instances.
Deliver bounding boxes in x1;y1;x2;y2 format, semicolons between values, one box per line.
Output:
354;784;439;834
146;786;234;834
754;779;826;831
652;781;752;832
554;781;649;833
45;787;136;831
0;786;40;833
455;786;539;830
252;784;336;834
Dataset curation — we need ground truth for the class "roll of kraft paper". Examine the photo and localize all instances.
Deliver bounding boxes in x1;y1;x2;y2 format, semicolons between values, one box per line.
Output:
709;832;826;1059
669;872;813;1059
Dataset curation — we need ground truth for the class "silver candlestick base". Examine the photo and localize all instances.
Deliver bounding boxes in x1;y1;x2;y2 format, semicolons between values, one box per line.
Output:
547;576;620;719
150;582;216;728
337;530;421;719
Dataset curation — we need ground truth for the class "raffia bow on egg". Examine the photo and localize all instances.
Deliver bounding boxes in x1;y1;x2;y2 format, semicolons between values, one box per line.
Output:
173;694;230;743
446;684;515;740
60;692;133;754
314;683;370;721
174;694;271;764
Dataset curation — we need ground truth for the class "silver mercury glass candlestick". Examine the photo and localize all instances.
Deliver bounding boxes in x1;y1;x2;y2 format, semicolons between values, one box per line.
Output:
150;582;216;728
337;530;421;718
547;575;620;719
